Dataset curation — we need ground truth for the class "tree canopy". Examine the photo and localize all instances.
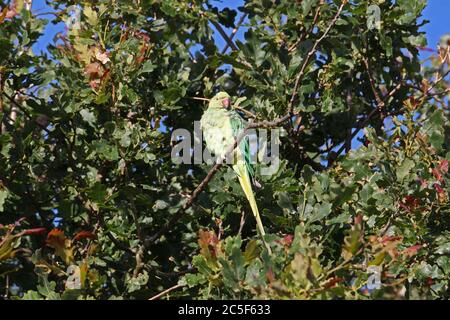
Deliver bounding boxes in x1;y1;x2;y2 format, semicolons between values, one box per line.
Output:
0;0;448;300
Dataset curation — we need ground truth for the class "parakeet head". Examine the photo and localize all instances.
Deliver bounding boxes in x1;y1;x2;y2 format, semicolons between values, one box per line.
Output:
209;91;231;109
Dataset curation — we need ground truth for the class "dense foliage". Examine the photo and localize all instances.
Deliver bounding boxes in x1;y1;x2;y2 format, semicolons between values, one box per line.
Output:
0;0;448;300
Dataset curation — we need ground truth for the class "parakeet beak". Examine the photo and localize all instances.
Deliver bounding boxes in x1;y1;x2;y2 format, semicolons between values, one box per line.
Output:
222;98;231;109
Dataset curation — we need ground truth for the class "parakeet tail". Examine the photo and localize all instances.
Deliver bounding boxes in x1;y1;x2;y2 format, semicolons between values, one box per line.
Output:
233;162;272;254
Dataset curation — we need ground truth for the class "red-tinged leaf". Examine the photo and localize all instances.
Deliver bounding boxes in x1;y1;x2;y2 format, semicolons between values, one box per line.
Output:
99;68;111;87
432;168;443;182
266;268;275;283
134;31;150;43
282;234;293;246
46;228;66;249
89;79;100;89
404;196;420;206
73;231;96;241
46;229;74;264
433;183;444;194
419;178;428;188
0;7;8;23
136;55;145;64
324;277;344;289
2;0;23;21
94;49;110;65
404;244;422;255
84;62;102;79
388;247;399;259
438;159;449;174
401;195;420;212
198;229;220;259
22;227;46;236
426;277;434;286
417;46;435;52
381;236;402;244
5;8;16;19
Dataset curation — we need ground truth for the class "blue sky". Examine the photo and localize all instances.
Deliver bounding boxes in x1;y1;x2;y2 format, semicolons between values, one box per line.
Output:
31;0;450;57
29;0;449;155
421;0;450;50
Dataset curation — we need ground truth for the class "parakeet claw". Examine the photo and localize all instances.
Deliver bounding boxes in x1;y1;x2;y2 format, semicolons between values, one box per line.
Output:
253;179;262;189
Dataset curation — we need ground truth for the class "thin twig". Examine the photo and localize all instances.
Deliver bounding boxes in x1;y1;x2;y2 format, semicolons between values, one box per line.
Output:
288;0;324;53
329;65;449;166
234;106;257;119
202;10;252;69
362;57;384;108
221;13;247;54
288;1;347;113
237;211;246;235
328;82;402;166
148;283;184;300
2;92;51;134
210;19;239;51
189;97;210;102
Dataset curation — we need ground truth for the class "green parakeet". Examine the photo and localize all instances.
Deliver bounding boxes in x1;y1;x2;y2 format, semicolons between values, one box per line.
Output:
200;92;271;253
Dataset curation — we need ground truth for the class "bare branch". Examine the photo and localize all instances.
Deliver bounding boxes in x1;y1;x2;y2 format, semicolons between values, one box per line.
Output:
2;92;51;135
362;57;384;108
238;211;246;236
221;13;247;54
234;106;257;119
210;19;239;51
148;283;184;300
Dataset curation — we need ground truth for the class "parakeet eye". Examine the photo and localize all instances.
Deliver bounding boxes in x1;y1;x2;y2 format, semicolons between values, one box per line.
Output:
222;98;231;108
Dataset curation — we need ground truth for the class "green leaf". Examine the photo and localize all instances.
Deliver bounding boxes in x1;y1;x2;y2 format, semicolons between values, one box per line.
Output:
22;291;43;300
80;108;96;127
139;61;156;74
84;6;98;26
308;202;332;224
396;158;415;181
154;200;168;210
0;187;8;212
127;271;149;293
301;0;317;17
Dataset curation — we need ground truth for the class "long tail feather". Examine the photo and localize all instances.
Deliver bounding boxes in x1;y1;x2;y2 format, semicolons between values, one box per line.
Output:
233;162;272;254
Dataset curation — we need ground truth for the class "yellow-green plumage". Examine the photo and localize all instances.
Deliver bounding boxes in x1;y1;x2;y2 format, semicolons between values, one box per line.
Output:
200;92;271;253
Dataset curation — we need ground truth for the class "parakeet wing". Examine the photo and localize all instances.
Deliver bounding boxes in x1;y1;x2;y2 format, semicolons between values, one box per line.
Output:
229;110;254;179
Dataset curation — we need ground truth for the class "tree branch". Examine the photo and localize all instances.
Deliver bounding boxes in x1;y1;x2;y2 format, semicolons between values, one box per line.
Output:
362;57;384;108
288;0;347;113
221;13;247;54
288;0;324;53
328;81;402;167
148;283;184;300
209;19;239;51
2;92;51;135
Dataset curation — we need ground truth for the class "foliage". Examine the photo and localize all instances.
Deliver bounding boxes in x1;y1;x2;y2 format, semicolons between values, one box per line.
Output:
0;0;448;299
